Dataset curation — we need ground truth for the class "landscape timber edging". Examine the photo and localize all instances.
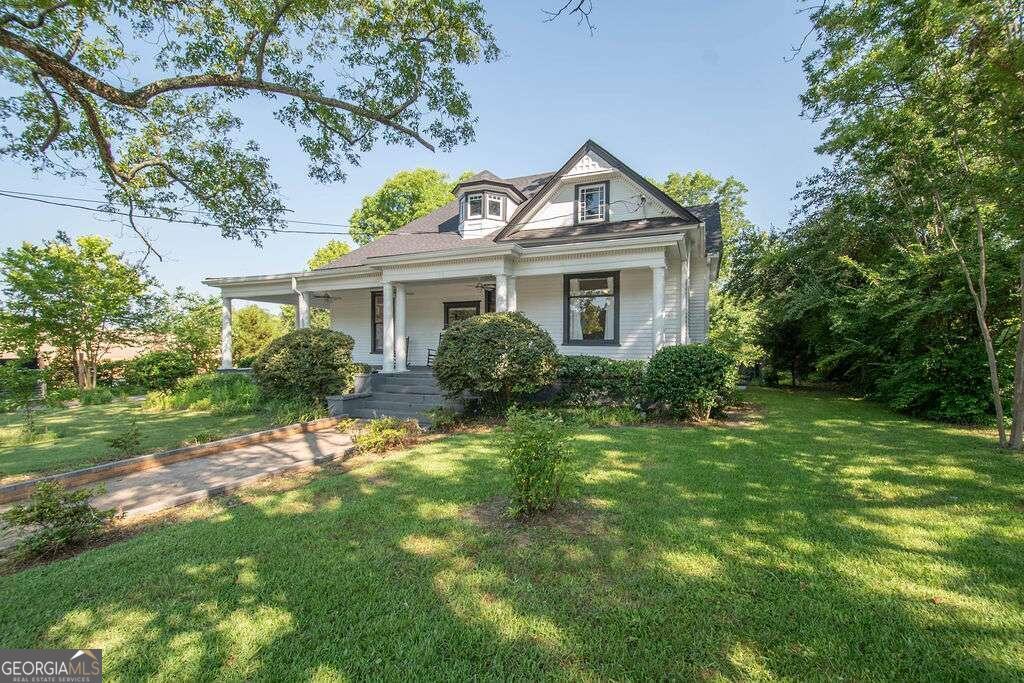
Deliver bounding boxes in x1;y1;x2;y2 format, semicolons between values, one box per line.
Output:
0;416;343;504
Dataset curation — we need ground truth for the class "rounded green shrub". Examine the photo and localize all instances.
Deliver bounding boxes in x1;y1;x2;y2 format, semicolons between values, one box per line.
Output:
252;328;354;402
123;350;196;390
433;312;558;412
644;344;738;421
556;355;646;407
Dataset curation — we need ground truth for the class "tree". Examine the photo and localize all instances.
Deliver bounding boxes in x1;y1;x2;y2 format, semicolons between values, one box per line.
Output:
657;170;763;366
308;240;350;270
0;233;155;389
349;168;471;245
166;292;221;372
0;1;498;260
232;305;285;364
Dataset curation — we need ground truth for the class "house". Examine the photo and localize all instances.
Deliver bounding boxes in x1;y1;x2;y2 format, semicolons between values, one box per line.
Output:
203;140;720;415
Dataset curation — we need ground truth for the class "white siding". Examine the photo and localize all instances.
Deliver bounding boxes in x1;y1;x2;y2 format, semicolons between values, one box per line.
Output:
518;177;675;232
688;250;710;342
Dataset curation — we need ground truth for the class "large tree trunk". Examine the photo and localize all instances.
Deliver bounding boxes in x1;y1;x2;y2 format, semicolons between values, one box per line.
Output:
1009;254;1024;449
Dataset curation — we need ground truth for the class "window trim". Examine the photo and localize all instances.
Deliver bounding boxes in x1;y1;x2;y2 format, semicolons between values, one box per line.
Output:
563;271;620;346
485;192;504;219
370;289;383;354
574;181;610;225
466;192;483;219
443;300;481;328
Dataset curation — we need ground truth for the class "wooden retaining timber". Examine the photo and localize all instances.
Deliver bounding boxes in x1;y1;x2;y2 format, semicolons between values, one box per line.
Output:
0;416;343;505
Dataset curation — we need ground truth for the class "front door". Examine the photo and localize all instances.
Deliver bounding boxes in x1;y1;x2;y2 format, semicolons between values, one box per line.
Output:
444;300;480;328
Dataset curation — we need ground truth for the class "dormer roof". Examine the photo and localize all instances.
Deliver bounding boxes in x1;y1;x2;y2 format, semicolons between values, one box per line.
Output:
452;170;528;202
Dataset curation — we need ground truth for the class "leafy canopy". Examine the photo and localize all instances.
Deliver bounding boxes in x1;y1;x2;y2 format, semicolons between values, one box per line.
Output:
307;240;350;270
349;167;471;245
0;0;498;259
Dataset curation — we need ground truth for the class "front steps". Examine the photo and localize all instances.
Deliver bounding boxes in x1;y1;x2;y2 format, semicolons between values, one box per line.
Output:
329;368;459;423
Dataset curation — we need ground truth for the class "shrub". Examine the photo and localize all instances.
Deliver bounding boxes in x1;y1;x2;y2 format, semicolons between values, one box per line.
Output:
123;351;196;390
644;344;738;421
874;346;996;424
79;387;115;405
107;418;143;457
96;359;128;386
253;328;354;403
433;312;558;412
145;373;259;416
0;363;42;412
500;407;573;518
425;406;458;432
265;397;328;425
555;355;646;407
235;354;259;369
355;417;421;453
2;482;115;559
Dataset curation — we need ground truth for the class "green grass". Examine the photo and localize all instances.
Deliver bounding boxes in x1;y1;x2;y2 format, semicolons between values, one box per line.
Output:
0;401;272;482
2;388;1023;680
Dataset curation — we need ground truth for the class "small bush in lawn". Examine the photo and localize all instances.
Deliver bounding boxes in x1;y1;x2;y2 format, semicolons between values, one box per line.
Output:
355;417;421;453
79;387;115;406
2;482;115;559
433;312;558;413
644;344;738;421
253;328;354;403
425;406;458;432
556;355;647;407
500;406;573;518
107;418;142;457
123;351;197;390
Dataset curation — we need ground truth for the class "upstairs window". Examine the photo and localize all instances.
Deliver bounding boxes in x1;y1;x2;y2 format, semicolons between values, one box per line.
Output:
486;193;503;219
466;193;483;219
576;182;608;223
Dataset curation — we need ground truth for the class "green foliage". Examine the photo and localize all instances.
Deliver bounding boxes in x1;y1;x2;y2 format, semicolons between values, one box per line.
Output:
874;346;997;424
252;328;354;403
555;355;646;407
644;344;738;421
0;1;499;252
0;233;157;389
123;351;196;390
355;417;421;453
308;240;352;270
424;406;459;432
433;312;558;412
166;293;222;373
0;363;41;412
349;168;472;245
232;305;286;363
145;373;260;416
499;407;573;518
265;398;328;426
2;482;114;559
107;419;143;457
538;406;646;428
79;387;116;406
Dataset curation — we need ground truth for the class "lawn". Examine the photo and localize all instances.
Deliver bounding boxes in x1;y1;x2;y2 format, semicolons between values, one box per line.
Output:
1;388;1022;680
0;401;273;482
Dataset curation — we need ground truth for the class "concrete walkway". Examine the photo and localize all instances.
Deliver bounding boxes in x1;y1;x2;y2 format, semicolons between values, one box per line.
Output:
91;428;355;518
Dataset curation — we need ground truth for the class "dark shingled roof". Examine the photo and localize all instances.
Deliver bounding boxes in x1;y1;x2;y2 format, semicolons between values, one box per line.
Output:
316;172;722;270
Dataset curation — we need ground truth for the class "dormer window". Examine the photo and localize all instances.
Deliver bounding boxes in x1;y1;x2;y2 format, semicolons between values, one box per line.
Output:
465;193;483;219
576;182;608;223
486;193;503;219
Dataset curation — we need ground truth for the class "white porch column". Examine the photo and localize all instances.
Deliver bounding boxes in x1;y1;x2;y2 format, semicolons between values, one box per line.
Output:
507;276;517;312
495;274;509;312
382;282;395;373
220;297;233;369
296;290;310;329
652;265;666;354
680;238;691;344
394;283;407;372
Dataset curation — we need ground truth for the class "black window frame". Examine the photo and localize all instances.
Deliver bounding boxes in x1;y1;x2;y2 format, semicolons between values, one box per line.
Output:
443;300;481;328
574;181;610;225
484;289;496;313
563;271;620;346
370;289;383;354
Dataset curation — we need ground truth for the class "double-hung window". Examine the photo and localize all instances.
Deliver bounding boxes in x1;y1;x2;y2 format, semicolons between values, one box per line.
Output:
465;193;483;219
564;271;619;345
486;193;503;219
576;182;608;223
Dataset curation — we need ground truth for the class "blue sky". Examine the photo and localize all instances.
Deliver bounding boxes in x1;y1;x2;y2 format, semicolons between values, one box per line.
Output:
0;1;821;294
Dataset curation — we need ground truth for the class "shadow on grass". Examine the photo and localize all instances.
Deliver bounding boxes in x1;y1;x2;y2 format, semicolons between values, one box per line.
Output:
0;388;1022;679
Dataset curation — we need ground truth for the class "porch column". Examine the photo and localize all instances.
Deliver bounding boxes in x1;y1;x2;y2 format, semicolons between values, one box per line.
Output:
680;238;691;344
507;276;517;312
296;290;310;329
394;283;407;372
220;297;233;369
382;281;395;373
495;274;508;312
652;265;666;354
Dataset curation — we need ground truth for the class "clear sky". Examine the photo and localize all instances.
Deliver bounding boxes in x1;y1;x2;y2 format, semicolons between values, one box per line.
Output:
0;0;822;295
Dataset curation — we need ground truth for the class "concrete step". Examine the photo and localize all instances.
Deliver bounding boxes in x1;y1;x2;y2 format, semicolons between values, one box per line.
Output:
351;398;441;413
346;407;427;421
371;391;446;405
378;384;445;396
379;376;441;388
